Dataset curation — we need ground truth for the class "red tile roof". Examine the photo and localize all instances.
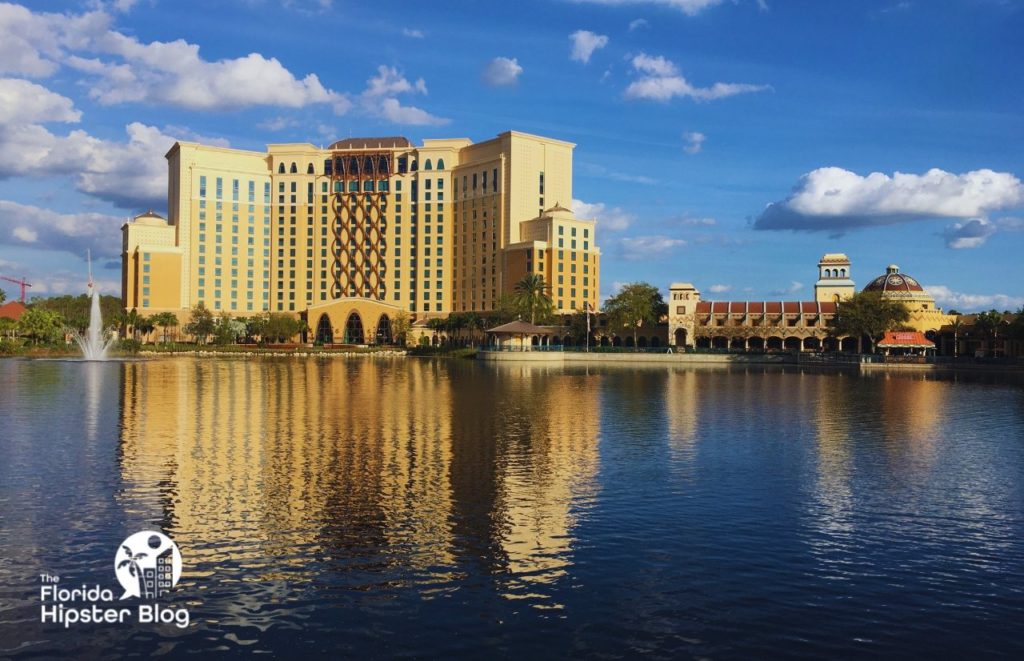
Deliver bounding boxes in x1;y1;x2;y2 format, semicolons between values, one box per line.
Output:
0;301;26;321
695;301;837;315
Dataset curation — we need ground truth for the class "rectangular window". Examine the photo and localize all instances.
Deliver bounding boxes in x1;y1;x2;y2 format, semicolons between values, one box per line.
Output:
216;177;222;199
199;175;207;197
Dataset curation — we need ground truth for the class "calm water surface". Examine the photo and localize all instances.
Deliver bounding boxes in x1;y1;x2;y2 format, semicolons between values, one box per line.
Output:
1;357;1023;658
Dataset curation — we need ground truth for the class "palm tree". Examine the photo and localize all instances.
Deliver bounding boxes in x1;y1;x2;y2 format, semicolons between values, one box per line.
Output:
974;310;1005;357
949;315;964;358
117;544;148;581
513;273;553;325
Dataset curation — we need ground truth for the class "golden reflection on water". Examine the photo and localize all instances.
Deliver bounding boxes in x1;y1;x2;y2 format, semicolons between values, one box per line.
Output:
117;358;601;609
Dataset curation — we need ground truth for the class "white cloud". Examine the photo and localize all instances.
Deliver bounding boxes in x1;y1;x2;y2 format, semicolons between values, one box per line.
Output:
625;53;769;102
358;66;447;125
572;198;634;231
628;18;649;30
579;162;658;185
0;120;215;209
676;216;717;226
0;199;125;259
925;285;1024;313
570;30;609;64
708;284;732;293
482;57;522;87
771;281;804;296
573;1;725;17
683;131;705;154
0;78;81;124
257;116;298;131
755;167;1024;232
618;235;686;259
402;27;425;38
0;3;350;113
944;218;996;249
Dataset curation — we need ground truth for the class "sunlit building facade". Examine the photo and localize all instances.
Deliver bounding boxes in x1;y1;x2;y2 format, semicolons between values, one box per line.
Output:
121;131;601;342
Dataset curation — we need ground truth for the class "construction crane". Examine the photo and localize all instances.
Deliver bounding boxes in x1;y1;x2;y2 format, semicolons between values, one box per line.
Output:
1;276;32;304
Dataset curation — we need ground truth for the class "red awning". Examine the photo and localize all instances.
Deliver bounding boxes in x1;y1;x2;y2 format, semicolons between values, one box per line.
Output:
877;331;934;348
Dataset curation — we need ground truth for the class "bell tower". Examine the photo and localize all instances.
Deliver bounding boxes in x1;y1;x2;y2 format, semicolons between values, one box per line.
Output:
814;253;855;303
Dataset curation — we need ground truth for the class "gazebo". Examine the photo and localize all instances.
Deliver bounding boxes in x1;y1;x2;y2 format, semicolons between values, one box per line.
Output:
877;331;935;356
485;320;563;350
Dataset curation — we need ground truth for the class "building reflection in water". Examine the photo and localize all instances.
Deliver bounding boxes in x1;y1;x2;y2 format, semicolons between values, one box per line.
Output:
117;358;602;615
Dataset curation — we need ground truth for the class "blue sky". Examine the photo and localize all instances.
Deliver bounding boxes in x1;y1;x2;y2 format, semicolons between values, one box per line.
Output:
1;0;1022;311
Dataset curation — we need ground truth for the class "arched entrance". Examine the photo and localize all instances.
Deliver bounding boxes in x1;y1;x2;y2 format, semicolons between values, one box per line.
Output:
712;336;728;350
344;312;365;344
625;336;635;348
804;337;821;351
637;336;648;348
748;336;765;351
730;337;745;351
674;328;687;347
650;337;660;348
696;337;711;349
823;337;838;352
315;314;333;344
767;336;783;351
375;315;392;345
600;336;610;347
612;336;622;347
840;337;858;353
784;336;801;351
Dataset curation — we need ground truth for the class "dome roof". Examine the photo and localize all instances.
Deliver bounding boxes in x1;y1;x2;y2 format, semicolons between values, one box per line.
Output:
132;210;167;227
863;264;925;294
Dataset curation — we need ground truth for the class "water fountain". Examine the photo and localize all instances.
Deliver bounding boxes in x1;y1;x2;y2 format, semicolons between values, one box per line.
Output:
72;251;116;360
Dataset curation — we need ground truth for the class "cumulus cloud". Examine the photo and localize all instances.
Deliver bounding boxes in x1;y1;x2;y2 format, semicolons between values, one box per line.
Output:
624;53;769;102
0;78;81;124
944;218;996;249
708;284;732;293
618;235;686;259
0;120;214;209
402;27;425;38
573;0;724;17
925;285;1024;313
482;57;523;87
570;30;609;64
359;66;447;125
257;116;299;131
628;18;649;30
771;281;804;296
0;199;125;259
675;216;717;226
572;198;634;231
683;131;705;154
0;3;444;123
754;167;1024;233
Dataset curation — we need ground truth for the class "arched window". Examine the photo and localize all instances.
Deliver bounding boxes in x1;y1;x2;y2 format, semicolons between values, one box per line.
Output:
375;315;392;345
278;163;285;174
315;315;333;344
840;268;846;277
410;159;418;171
436;158;445;170
307;163;314;174
290;162;297;174
344;312;365;344
424;159;433;170
324;159;333;175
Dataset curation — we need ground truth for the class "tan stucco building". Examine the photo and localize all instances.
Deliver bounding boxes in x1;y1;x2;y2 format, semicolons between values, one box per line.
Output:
121;131;600;342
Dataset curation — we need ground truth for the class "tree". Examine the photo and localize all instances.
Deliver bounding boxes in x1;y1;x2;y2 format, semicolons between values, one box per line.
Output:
245;315;268;343
183;303;215;344
149;312;179;343
831;291;910;353
17;307;65;344
603;282;665;347
973;309;1006;357
512;273;554;324
390;310;412;346
263;313;300;343
567;308;592;345
213;312;245;345
136;315;155;343
0;288;5;304
949;315;964;358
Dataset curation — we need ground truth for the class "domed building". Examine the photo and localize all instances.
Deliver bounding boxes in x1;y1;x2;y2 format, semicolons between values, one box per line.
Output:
862;264;951;332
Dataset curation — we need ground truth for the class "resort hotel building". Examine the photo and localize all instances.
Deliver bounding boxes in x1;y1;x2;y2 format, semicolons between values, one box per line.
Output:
668;254;953;352
122;131;601;343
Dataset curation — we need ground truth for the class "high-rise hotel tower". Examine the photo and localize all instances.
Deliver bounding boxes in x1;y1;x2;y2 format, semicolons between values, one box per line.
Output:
122;131;601;339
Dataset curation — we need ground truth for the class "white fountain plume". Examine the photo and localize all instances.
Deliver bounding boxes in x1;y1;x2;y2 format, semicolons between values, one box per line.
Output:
72;250;115;360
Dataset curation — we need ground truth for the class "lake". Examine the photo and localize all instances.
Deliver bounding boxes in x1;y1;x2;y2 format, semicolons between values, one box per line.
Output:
1;357;1023;658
